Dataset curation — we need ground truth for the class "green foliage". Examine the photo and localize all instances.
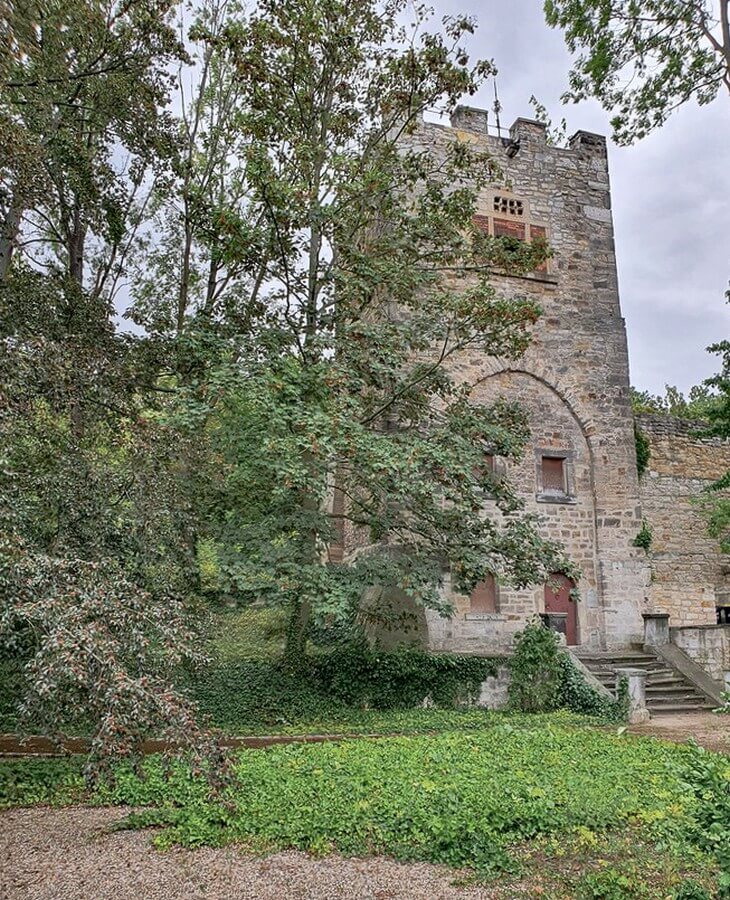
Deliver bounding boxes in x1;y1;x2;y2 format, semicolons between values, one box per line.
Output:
197;539;222;596
1;0;576;772
557;654;628;722
698;319;730;554
673;881;713;900
544;0;730;144
679;746;730;881
632;520;653;553
31;726;724;877
2;723;728;894
578;867;637;900
210;607;287;662
0;758;84;809
509;618;562;712
0;535;212;779
311;644;497;709
169;0;569;665
509;620;627;720
634;424;651;478
631;386;721;422
190;646;498;733
0;657;24;731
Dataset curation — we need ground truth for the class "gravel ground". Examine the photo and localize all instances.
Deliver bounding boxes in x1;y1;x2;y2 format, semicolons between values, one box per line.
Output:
630;711;730;752
0;806;501;900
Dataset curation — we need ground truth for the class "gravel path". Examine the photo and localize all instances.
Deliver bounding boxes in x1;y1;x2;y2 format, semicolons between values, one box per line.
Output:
0;806;501;900
630;711;730;752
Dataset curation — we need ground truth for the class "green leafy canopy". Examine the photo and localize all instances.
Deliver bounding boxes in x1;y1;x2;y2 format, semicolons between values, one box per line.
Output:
544;0;730;144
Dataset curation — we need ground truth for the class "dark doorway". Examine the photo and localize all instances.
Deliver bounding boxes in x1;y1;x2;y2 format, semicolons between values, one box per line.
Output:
544;573;578;646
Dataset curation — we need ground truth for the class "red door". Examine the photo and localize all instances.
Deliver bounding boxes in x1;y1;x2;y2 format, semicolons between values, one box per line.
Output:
544;574;578;646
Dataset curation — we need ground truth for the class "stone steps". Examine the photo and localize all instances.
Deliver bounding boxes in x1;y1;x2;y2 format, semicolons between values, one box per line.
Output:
576;649;715;715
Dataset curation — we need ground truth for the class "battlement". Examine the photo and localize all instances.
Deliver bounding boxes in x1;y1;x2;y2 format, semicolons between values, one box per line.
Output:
447;104;607;156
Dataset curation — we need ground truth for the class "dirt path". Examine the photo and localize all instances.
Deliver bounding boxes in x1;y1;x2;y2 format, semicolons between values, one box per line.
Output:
0;806;503;900
630;711;730;752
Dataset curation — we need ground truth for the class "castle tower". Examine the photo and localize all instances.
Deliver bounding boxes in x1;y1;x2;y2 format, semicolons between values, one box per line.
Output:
408;107;649;652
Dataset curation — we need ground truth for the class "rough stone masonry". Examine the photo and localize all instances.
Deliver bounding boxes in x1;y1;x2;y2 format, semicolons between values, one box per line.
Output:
347;105;729;667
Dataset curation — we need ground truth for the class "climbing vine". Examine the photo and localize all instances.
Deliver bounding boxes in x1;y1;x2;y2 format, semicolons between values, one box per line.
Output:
634;423;651;478
632;520;653;553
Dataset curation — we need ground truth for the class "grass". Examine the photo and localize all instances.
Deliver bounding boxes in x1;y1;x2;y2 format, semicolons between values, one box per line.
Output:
1;719;727;898
2;606;729;896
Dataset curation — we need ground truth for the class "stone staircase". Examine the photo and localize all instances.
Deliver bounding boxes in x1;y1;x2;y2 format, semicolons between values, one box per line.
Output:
576;650;715;715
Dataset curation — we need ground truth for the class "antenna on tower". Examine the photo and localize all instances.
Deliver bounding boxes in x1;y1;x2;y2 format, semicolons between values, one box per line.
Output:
493;78;502;137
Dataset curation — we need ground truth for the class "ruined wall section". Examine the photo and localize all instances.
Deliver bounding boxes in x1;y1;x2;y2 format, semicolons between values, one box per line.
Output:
638;413;730;625
402;109;648;650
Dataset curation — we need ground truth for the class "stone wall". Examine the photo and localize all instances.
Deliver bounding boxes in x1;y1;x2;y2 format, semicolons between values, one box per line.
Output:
638;414;730;626
670;625;730;682
475;665;511;710
427;370;603;652
400;109;648;653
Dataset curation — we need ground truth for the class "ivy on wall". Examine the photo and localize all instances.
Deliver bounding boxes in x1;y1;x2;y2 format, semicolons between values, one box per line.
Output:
634;423;651;478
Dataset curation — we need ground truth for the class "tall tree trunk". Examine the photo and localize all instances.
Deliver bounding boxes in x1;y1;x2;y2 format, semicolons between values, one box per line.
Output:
284;594;312;667
68;203;86;287
0;201;23;282
203;252;220;316
283;480;320;666
177;210;193;333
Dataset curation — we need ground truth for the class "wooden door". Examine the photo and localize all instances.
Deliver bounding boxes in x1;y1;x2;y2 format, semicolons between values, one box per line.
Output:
544;574;578;646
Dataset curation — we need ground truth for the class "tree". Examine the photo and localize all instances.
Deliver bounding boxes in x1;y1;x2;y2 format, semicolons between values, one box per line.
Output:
0;0;183;288
0;1;219;774
630;384;721;420
182;0;572;664
544;0;730;143
129;0;258;338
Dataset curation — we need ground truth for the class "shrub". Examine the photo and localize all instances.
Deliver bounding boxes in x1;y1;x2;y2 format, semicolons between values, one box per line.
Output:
509;618;561;712
509;619;628;721
311;643;496;709
189;645;500;732
578;868;637;900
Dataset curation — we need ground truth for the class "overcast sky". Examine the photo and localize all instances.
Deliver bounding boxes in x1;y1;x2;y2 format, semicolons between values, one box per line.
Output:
431;0;730;395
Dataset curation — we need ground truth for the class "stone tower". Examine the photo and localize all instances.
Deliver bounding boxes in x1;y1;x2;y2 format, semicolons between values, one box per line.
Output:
405;107;649;653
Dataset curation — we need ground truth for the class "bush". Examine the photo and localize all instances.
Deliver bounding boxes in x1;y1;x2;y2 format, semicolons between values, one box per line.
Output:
189;645;499;732
311;644;496;709
578;868;637;899
509;619;627;721
509;619;561;712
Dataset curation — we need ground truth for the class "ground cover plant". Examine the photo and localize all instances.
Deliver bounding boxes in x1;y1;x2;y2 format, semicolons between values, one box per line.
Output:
1;607;625;736
186;610;624;733
1;721;728;897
